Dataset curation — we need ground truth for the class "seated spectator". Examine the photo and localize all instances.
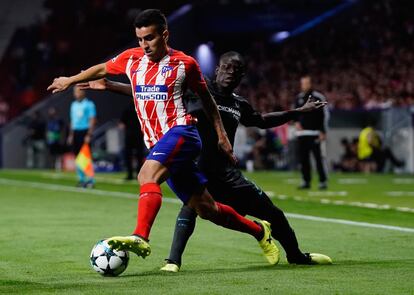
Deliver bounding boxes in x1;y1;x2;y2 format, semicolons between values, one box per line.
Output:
333;137;359;172
357;121;404;173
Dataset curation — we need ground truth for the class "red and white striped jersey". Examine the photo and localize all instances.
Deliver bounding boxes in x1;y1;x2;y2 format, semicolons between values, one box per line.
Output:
106;47;207;148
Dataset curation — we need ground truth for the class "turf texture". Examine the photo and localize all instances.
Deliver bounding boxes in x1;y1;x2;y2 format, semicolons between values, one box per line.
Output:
0;170;413;294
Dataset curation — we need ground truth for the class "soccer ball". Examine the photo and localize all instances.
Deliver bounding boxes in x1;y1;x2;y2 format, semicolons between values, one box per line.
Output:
90;240;129;276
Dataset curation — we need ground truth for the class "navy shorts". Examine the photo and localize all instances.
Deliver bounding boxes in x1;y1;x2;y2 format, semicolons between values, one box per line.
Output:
147;125;207;203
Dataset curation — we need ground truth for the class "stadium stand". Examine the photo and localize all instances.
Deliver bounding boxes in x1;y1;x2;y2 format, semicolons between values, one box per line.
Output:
0;0;187;121
237;0;414;111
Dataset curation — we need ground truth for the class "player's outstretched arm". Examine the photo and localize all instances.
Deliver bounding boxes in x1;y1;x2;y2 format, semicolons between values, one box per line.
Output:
250;95;327;129
198;88;237;164
47;63;107;93
77;79;132;97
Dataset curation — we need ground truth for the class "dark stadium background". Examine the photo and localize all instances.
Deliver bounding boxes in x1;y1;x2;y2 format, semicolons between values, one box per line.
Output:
0;0;413;173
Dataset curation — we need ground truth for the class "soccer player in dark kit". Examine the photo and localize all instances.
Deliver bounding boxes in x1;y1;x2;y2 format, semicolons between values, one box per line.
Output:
161;52;332;271
81;51;332;272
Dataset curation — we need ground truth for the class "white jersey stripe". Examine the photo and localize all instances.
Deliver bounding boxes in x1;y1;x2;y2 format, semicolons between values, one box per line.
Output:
153;56;171;139
172;61;187;127
140;60;158;138
163;62;182;115
127;57;141;97
135;55;157;146
125;55;133;81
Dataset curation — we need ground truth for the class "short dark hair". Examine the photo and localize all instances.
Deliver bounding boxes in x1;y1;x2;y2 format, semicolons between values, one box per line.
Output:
365;116;377;127
219;51;246;71
134;9;167;34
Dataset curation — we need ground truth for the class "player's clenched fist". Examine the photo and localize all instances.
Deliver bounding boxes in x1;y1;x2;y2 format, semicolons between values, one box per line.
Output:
47;77;72;93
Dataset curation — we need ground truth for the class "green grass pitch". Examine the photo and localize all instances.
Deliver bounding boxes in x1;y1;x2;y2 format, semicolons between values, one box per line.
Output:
0;170;413;294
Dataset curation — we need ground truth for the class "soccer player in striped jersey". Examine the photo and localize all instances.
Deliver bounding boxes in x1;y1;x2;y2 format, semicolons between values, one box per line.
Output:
48;9;279;265
81;52;333;272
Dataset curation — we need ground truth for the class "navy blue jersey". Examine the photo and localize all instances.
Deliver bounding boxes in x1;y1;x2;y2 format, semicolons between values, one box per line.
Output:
186;79;264;178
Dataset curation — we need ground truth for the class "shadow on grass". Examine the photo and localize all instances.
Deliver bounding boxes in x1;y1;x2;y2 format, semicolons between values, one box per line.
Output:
3;259;412;292
121;263;330;278
0;279;44;287
337;259;414;266
119;258;414;278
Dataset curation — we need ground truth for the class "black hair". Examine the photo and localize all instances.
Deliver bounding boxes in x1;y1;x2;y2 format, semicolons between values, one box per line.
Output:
219;51;246;71
340;137;349;145
134;9;167;34
364;116;377;127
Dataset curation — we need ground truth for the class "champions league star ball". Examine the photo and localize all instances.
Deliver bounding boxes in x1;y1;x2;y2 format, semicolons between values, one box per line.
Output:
90;240;129;276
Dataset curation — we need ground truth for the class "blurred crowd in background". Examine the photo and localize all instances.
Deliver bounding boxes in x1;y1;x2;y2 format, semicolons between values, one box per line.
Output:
237;0;414;113
0;0;186;122
0;0;412;174
0;1;413;125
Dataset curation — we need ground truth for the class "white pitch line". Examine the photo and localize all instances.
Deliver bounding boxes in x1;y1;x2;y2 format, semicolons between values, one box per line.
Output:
269;192;414;213
1;178;414;233
0;178;181;203
393;178;414;184
40;172;126;184
285;213;414;233
337;178;368;184
284;178;301;184
308;191;348;197
387;191;414;197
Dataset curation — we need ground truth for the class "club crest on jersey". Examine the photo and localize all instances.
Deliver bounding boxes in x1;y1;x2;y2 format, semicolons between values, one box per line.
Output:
135;85;168;101
161;66;173;78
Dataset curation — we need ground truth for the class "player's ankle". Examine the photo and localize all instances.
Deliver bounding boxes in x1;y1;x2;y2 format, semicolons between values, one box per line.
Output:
132;234;149;242
287;252;309;264
165;258;181;267
254;221;265;241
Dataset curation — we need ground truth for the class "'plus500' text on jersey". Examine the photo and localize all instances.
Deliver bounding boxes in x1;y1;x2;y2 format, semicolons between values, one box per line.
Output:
106;47;207;148
135;85;168;101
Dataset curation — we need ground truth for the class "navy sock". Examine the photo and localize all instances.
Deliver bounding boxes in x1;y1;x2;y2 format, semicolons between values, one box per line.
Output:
167;205;197;266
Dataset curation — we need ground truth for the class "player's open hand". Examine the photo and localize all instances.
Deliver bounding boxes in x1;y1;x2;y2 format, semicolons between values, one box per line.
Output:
218;136;238;165
299;95;327;112
77;79;107;91
47;77;72;93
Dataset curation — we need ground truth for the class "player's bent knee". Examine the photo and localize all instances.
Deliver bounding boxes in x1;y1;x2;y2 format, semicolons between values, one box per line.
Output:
138;171;152;185
187;190;218;219
194;201;218;219
137;160;169;185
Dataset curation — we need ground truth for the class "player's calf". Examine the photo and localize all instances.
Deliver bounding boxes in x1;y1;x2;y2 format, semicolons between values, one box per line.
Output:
189;190;263;240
